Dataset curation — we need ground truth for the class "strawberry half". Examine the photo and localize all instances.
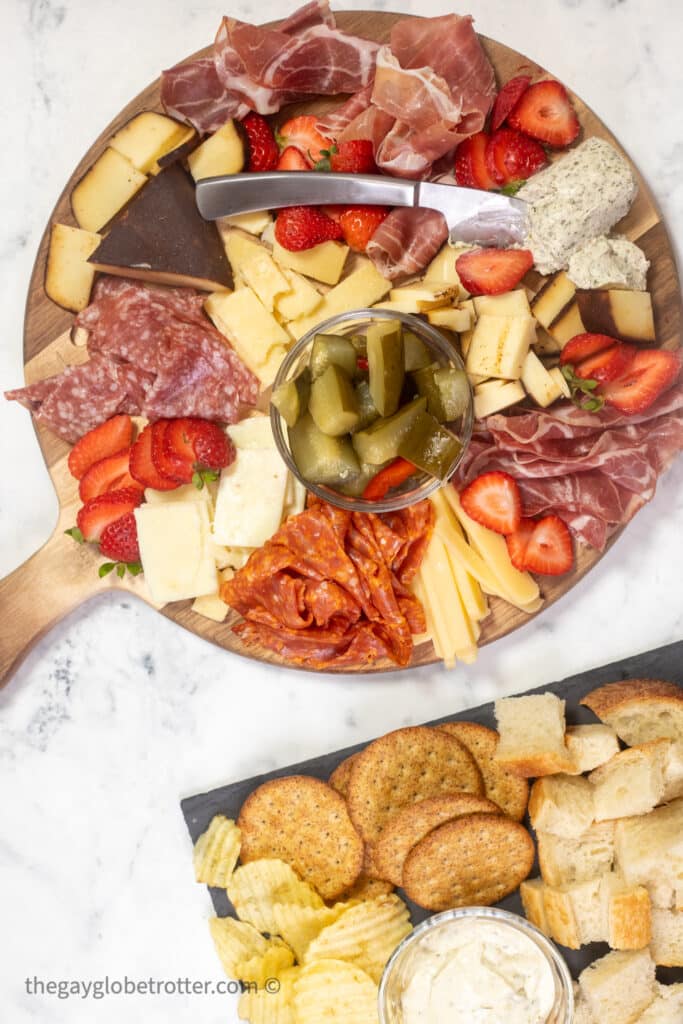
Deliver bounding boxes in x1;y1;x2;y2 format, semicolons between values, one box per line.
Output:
454;132;498;190
460;471;522;535
491;75;531;131
164;417;234;475
76;487;143;543
328;139;377;174
522;514;574;576
574;343;636;385
129;423;179;491
505;518;536;571
78;449;142;502
99;511;140;563
274;205;344;252
560;333;619;367
485;128;547;186
242;112;279;172
276;146;311;171
507;79;580;148
278;115;332;164
337;205;389;252
152;419;192;483
68;414;133;480
455;247;533;296
600;349;682;415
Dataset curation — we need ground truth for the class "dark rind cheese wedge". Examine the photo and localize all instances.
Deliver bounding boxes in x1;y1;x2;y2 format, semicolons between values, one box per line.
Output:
89;163;232;291
576;289;656;345
153;127;199;173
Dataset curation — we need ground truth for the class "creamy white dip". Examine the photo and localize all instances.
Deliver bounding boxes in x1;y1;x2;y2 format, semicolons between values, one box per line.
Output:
518;138;638;275
399;918;556;1024
567;235;649;290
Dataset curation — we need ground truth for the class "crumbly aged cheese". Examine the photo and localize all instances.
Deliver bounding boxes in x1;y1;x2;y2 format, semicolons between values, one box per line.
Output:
399;918;556;1024
567;235;649;290
518;138;638;275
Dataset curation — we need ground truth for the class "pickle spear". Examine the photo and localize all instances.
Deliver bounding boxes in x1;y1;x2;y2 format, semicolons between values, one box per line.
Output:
367;320;404;417
310;334;358;379
352;396;426;465
271;368;311;428
413;365;470;422
289;412;359;485
309;364;360;436
398;411;462;479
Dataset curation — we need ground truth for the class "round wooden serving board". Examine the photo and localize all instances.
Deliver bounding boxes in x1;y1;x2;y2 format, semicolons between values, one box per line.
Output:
1;10;680;684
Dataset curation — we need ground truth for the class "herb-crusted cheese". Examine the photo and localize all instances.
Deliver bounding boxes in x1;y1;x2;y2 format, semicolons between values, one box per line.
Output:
519;138;638;275
567;235;649;290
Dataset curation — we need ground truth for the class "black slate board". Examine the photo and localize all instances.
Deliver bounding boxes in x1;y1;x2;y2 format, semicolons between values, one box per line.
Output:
181;639;683;982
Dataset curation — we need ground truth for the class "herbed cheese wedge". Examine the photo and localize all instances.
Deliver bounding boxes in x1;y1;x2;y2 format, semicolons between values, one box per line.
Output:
272;238;349;286
466;313;536;379
426;307;472;331
71;147;147;232
188;120;245;180
521;350;564;407
473;378;526;419
205;286;290;382
288;261;391;340
223;232;290;312
135;500;218;605
109;111;193;174
474;290;530;317
45;223;102;312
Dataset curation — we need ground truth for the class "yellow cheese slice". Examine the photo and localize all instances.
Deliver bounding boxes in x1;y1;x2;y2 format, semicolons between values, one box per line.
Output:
276;267;323;321
223;232;290;311
411;574;445;664
218;211;272;236
272;238;349;285
287;261;391;340
205;287;290;379
192;592;229;622
418;535;477;669
135;501;218;604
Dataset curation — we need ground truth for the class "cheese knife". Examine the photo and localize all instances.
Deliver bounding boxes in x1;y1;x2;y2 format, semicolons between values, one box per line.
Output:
195;172;529;248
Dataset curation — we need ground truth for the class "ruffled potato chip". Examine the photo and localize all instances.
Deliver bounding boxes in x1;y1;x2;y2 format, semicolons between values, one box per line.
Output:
292;959;378;1024
228;859;323;933
209;917;294;986
238;965;299;1024
237;945;296;989
270;902;351;961
193;815;241;887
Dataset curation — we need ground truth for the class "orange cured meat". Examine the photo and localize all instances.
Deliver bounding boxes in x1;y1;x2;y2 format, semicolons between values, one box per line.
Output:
221;497;434;669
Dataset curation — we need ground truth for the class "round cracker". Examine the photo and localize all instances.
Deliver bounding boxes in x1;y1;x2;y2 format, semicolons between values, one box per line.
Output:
374;793;501;887
328;754;359;798
402;812;535;911
438;721;529;821
237;775;364;900
346;726;484;844
339;844;394;900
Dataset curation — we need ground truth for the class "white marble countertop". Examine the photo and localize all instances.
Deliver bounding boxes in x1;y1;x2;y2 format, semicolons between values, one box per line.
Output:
1;1;682;1020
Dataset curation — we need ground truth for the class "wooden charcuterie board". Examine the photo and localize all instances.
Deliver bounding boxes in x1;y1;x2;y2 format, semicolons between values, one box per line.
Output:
1;10;681;684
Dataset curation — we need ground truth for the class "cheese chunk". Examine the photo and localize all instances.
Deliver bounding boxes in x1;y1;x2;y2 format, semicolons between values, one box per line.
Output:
427;307;472;331
192;592;229;622
219;211;272;236
213;448;288;547
466;314;536;379
135;501;218;605
423;244;470;292
474;290;530;317
71;147;147;233
389;284;458;311
272;238;349;285
276;268;323;321
143;483;213;508
188;121;245;180
288;262;391;340
45;223;102;313
473;379;525;419
223;233;290;311
109;111;192;174
521;350;563;407
227;415;274;449
283;473;307;517
205;287;290;380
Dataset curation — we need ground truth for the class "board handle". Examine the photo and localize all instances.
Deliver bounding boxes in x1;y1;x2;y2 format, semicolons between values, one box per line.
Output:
0;527;99;686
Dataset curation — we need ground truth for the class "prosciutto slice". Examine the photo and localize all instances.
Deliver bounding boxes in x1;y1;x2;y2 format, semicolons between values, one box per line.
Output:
454;383;683;549
160;58;249;133
366;209;448;280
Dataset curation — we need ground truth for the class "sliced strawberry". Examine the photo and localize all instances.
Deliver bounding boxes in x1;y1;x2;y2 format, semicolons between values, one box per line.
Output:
151;420;192;483
522;514;574;575
274;205;344;252
485;128;547;186
454;132;498;190
507;79;580;148
328;140;377;174
276;146;311;171
242;112;279;172
68;414;133;480
99;511;140;563
129;424;179;491
78;449;143;502
505;518;537;571
455;247;533;296
76;487;143;543
600;349;682;415
574;343;636;385
560;333;620;367
491;75;531;131
337;205;389;252
278;115;332;164
460;471;522;535
189;421;234;469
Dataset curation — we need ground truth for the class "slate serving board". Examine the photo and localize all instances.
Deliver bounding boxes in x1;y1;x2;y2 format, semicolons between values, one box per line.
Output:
181;639;683;981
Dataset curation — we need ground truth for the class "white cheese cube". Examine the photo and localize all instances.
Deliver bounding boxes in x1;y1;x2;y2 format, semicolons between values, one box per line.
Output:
466;314;536;379
227;415;274;449
213;448;288;547
521;350;564;407
135;501;218;605
143;483;213;509
427;307;472;331
191;592;229;622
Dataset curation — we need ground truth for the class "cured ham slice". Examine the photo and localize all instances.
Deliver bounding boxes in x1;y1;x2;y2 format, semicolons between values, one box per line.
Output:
366;209;448;280
160;58;250;133
454;383;683;549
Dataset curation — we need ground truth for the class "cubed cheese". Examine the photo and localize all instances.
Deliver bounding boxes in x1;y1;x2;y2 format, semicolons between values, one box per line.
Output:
521;350;564;407
288;261;391;340
71;147;147;233
473;378;526;418
227;415;274;449
204;287;290;380
218;211;272;236
223;232;290;311
474;290;530;317
466;314;536;379
275;267;322;321
135;501;218;604
109;112;191;174
272;238;349;286
191;592;229;622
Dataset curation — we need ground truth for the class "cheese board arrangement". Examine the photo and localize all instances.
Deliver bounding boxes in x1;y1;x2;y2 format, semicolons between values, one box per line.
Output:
181;640;683;1023
1;3;682;683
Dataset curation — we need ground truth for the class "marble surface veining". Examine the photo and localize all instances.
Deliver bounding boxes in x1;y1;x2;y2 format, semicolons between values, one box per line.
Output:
1;1;682;1020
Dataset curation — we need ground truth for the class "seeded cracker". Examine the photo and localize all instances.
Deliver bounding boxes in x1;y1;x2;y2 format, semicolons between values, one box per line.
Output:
402;812;535;911
328;753;360;798
238;775;364;900
346;726;484;844
438;720;530;820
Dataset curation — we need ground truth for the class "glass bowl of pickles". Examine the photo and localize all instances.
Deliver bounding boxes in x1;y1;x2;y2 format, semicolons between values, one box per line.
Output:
270;308;473;512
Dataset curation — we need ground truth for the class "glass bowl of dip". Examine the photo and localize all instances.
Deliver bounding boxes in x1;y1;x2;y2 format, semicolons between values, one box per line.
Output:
378;906;574;1024
270;308;473;514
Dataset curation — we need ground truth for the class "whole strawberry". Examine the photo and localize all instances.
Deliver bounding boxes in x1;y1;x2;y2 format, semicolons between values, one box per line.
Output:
242;112;279;172
99;511;141;563
274;206;344;252
317;139;377;174
338;205;389;252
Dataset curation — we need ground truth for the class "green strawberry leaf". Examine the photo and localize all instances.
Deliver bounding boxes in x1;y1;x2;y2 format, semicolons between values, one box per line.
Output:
116;564;126;579
126;562;143;576
65;527;84;544
501;179;526;196
99;562;116;578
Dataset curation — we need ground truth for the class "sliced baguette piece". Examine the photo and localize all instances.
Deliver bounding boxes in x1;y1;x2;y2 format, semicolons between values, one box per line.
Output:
661;740;683;802
537;820;616;887
578;948;657;1024
565;723;620;774
520;877;550;935
494;692;574;777
572;983;596;1024
543;876;604;948
528;774;595;838
649;908;683;967
581;678;683;745
589;740;670;821
602;874;652;950
614;798;683;892
636;982;683;1023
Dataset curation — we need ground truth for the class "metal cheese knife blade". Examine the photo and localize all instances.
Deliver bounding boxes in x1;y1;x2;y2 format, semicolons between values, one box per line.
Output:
195;172;529;248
